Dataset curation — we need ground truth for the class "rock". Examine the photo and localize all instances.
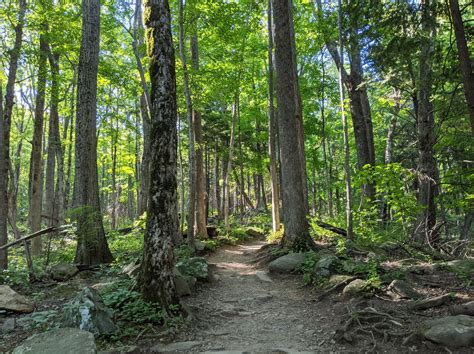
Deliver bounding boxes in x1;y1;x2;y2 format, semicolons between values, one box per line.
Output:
255;270;273;283
17;310;59;330
151;341;204;352
122;261;141;278
268;253;306;274
99;345;138;353
314;255;339;278
408;263;442;275
49;263;79;281
173;268;196;297
91;282;116;292
387;280;421;300
342;279;367;297
194;240;206;252
326;275;354;288
13;328;96;354
451;301;474;316
176;257;208;280
2;317;16;332
420;315;474;348
410;294;452;311
0;285;34;313
63;287;117;336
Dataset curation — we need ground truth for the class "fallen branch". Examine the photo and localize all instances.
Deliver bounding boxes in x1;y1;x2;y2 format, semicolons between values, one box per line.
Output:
0;225;72;251
410;293;453;311
315;220;347;237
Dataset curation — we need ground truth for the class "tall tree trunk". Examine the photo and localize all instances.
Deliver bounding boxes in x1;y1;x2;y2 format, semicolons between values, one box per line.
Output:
214;142;221;219
138;94;150;216
223;97;238;232
1;0;27;269
64;67;76;213
268;0;280;232
337;0;354;239
273;0;313;251
191;35;208;239
73;0;113;265
29;30;48;256
178;0;196;245
416;0;440;246
449;0;474;134
140;0;179;310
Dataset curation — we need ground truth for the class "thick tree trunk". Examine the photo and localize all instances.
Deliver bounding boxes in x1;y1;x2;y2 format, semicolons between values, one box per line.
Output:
138;94;151;216
29;30;48;256
449;0;474;134
1;0;27;269
64;68;76;213
190;35;208;239
140;0;179;309
416;0;440;246
223;97;238;232
273;0;313;251
73;0;113;265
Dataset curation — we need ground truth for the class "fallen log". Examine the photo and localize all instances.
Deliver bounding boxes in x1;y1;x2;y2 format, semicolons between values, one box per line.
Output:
450;301;474;316
0;225;72;251
315;221;347;237
410;293;453;311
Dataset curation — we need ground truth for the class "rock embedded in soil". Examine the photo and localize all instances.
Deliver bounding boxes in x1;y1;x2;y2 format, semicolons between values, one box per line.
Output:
62;286;117;336
12;328;96;354
420;315;474;348
342;279;367;297
410;293;452;311
268;253;306;274
326;275;354;288
387;279;421;300
255;270;273;283
314;255;339;278
0;285;34;313
49;263;79;281
2;317;16;332
451;301;474;316
174;268;197;297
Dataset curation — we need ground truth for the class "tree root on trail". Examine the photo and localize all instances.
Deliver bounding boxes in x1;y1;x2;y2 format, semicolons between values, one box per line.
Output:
314;276;357;301
335;305;411;351
251;244;285;267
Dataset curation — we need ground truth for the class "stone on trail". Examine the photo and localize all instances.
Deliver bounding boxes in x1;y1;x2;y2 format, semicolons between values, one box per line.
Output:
313;255;339;278
451;300;474;316
2;317;16;332
150;340;204;352
387;279;421;300
410;293;452;311
255;270;273;283
342;279;367;297
12;328;96;354
0;285;34;313
420;315;474;348
326;274;354;288
173;267;197;297
268;253;306;274
63;287;117;336
49;263;79;281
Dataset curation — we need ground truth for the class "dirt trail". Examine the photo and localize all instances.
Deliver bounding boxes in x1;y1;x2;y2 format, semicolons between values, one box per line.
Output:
173;239;346;353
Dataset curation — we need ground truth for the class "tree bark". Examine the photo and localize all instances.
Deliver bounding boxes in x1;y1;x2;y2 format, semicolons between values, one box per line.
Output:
140;0;179;309
273;0;313;251
449;0;474;134
138;93;151;216
416;0;440;246
224;97;238;232
191;35;208;239
29;29;48;256
73;0;114;265
0;0;27;269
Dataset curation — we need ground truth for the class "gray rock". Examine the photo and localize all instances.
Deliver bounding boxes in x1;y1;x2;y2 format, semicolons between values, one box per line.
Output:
388;280;421;300
194;240;206;252
314;255;339;278
49;263;79;281
173;268;196;297
176;257;208;280
326;274;354;288
342;279;367;297
99;345;138;354
420;315;474;348
451;300;474;316
13;328;96;354
2;317;16;332
268;253;306;274
63;287;117;336
151;341;204;352
255;270;273;283
0;285;34;313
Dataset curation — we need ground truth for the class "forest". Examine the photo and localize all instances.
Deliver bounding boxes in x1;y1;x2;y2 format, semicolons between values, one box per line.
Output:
0;0;473;352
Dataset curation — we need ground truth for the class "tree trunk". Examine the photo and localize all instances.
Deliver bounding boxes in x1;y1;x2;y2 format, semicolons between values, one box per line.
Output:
190;35;208;239
223;97;238;232
73;0;113;265
337;0;354;239
1;0;27;269
273;0;313;251
64;67;76;213
140;0;179;309
449;0;474;134
138;94;151;216
214;142;221;219
267;0;281;231
416;0;440;246
29;30;48;256
178;0;196;245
